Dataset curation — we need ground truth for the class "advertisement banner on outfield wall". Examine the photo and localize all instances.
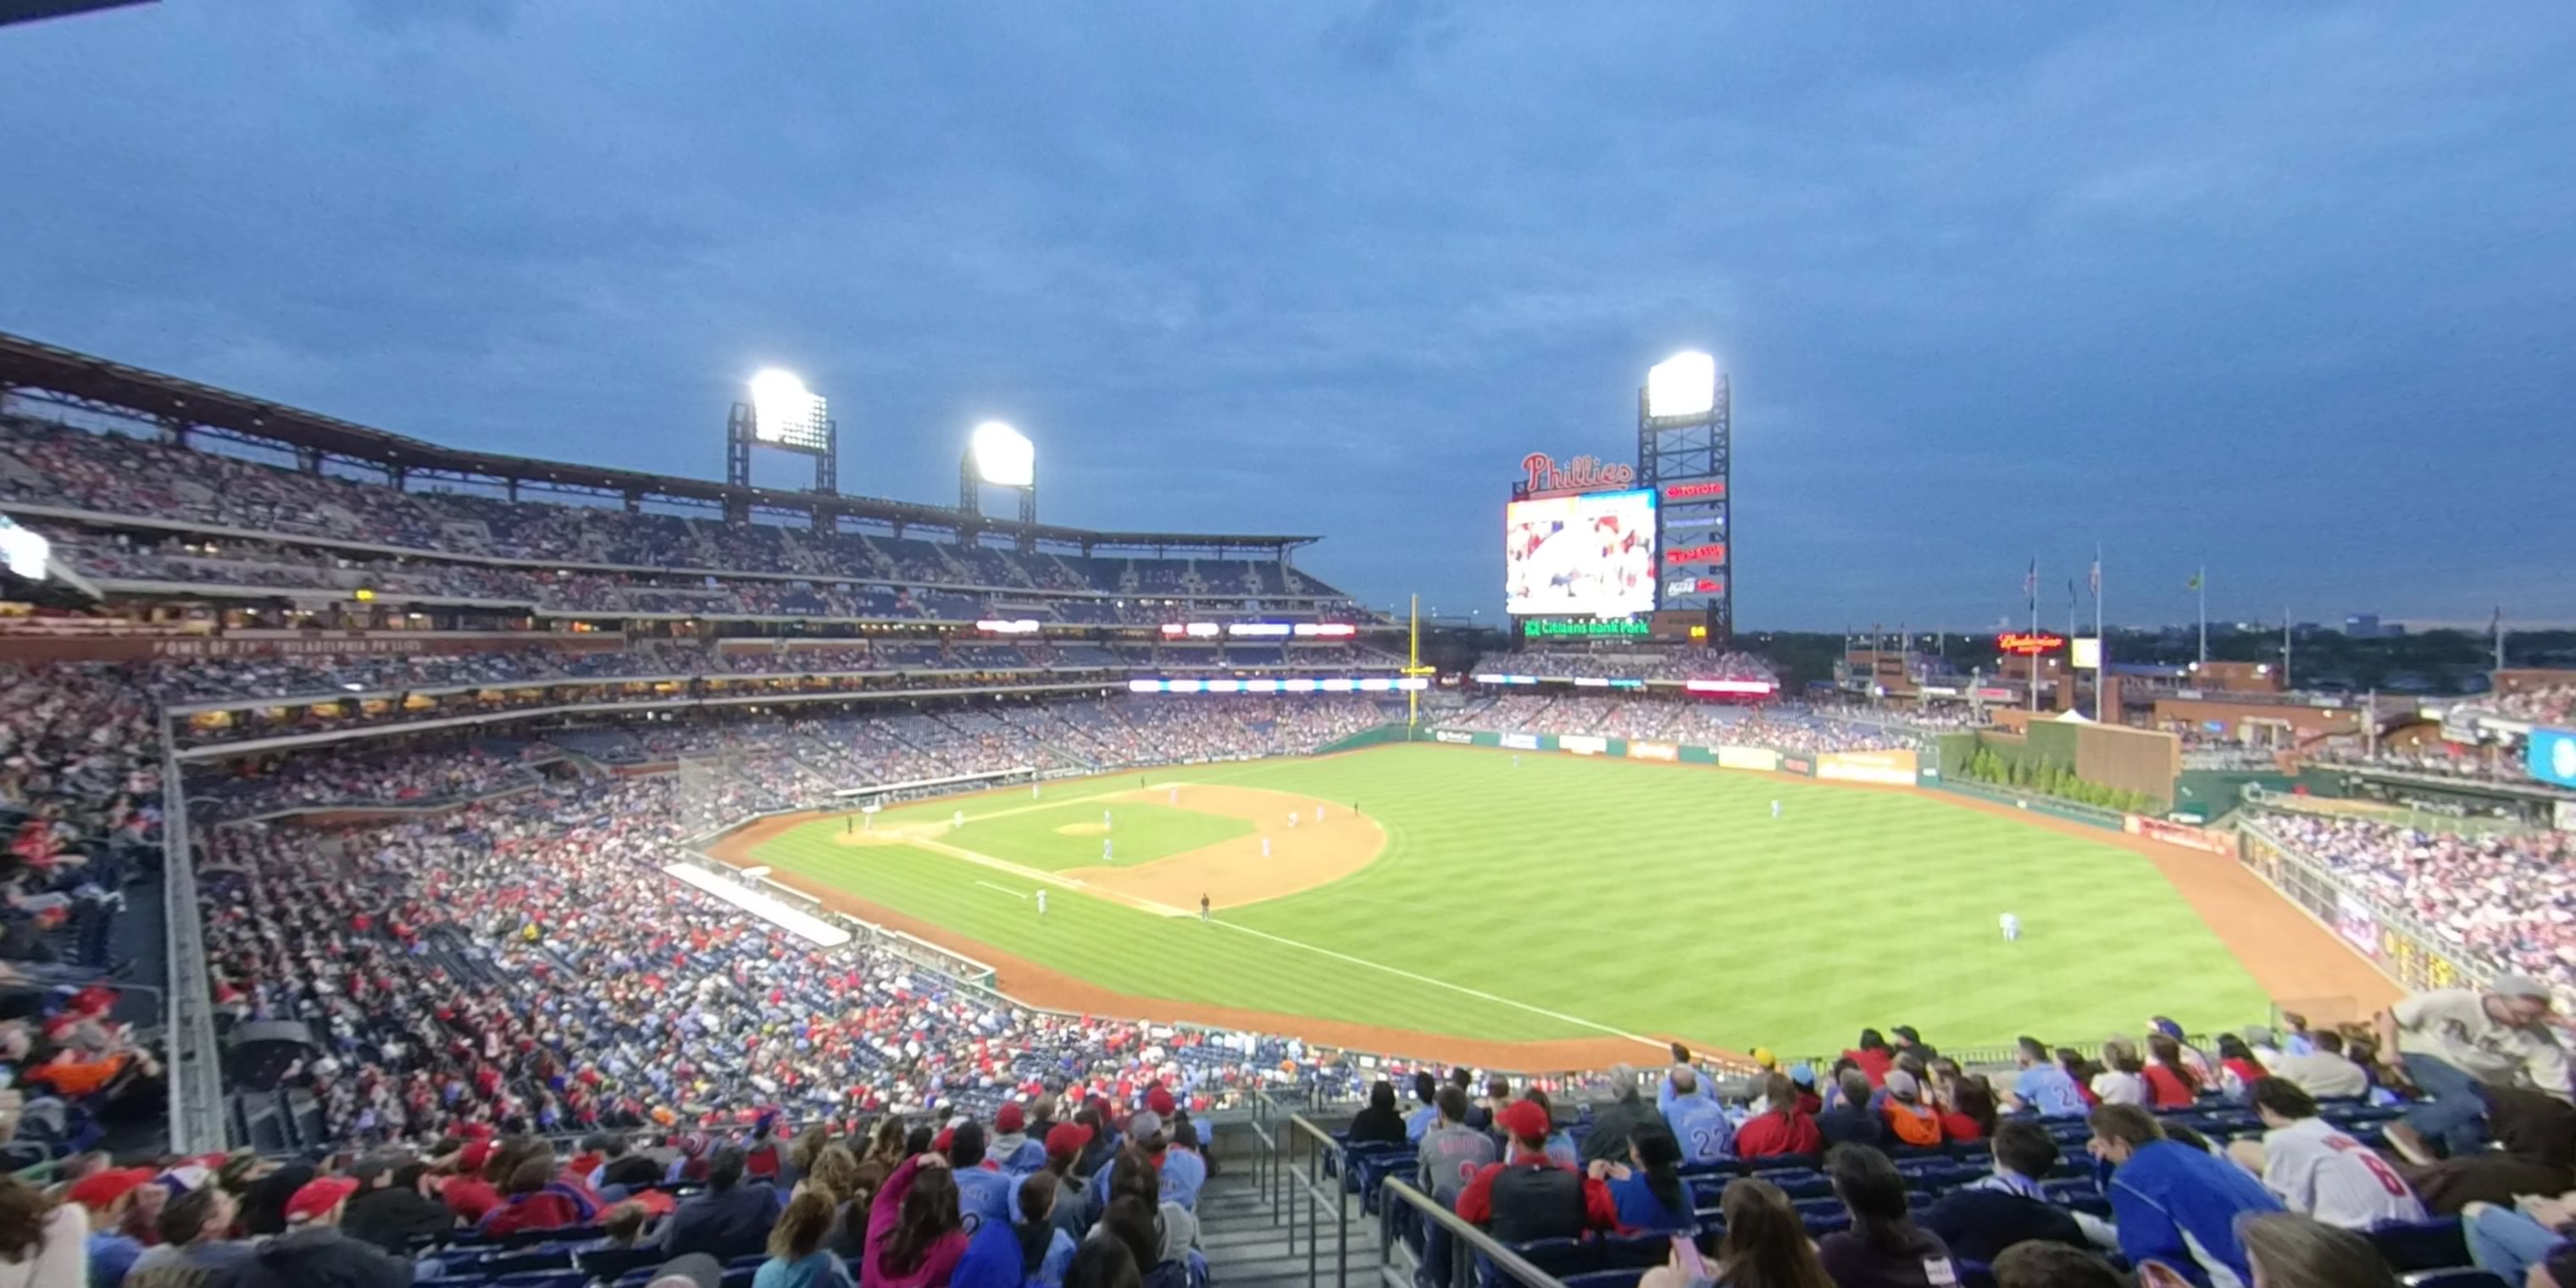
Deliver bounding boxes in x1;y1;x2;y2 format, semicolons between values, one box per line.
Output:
2124;815;2236;856
1559;735;1608;756
1435;730;1474;745
1716;746;1781;772
2334;894;2380;958
1780;756;1815;776
1629;741;1679;762
1815;749;1919;786
1500;732;1541;751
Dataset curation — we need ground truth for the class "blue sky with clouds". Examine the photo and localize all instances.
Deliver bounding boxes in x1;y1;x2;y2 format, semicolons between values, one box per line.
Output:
2;2;2566;628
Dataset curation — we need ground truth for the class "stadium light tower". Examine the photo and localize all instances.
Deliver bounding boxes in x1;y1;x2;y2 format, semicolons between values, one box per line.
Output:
1638;350;1732;640
725;369;838;493
960;420;1038;534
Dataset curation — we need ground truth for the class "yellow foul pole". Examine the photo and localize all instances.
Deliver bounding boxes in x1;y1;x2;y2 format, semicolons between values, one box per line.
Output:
1402;593;1440;731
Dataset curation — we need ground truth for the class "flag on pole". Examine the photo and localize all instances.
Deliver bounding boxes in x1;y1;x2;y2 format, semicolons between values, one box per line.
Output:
2185;571;2202;592
2066;578;2077;608
2024;558;2036;600
2089;557;2101;598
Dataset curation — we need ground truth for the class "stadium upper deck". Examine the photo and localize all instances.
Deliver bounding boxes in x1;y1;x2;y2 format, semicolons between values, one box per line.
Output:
0;332;1363;620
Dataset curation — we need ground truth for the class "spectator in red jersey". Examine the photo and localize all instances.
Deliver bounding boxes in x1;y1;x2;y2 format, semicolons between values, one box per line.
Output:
1455;1101;1618;1243
2143;1034;2202;1108
2215;1035;2269;1101
1735;1074;1823;1160
1845;1031;1896;1087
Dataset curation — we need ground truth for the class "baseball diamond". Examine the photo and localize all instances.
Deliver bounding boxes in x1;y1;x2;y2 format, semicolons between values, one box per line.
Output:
711;741;2392;1066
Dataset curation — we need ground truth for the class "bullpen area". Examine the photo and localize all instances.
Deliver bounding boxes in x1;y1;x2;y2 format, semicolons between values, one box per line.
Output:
712;741;2375;1069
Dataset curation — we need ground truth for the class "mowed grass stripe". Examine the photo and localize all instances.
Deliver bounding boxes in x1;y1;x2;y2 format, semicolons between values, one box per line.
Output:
749;828;1583;1041
747;745;2271;1054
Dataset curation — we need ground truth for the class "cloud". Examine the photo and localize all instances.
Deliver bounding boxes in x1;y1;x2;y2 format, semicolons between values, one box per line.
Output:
0;1;2567;628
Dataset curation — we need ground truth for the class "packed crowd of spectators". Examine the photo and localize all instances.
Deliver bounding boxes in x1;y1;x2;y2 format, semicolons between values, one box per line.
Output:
201;767;1344;1146
2308;743;2562;789
2489;682;2576;725
2254;808;2576;991
1446;694;1918;753
1474;648;1779;684
1;418;1363;612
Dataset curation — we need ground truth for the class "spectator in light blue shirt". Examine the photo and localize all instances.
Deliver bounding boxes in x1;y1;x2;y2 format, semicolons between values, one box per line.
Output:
2010;1036;2089;1118
1402;1071;1441;1144
1660;1066;1735;1163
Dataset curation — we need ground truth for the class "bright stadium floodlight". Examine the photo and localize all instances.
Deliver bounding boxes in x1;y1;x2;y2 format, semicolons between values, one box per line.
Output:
749;369;829;449
1646;351;1718;419
969;420;1035;487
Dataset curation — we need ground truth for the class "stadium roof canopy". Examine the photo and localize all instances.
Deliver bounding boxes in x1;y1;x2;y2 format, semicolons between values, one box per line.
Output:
0;331;1317;557
0;0;152;29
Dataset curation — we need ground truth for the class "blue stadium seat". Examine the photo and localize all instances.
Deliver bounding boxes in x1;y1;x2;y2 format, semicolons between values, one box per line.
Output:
579;1246;667;1282
1596;1235;1672;1269
1561;1272;1645;1288
1502;1237;1601;1278
1954;1262;2000;1288
2368;1217;2468;1272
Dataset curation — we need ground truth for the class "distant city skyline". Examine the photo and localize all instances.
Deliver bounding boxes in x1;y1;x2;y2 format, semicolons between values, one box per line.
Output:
2;3;2568;628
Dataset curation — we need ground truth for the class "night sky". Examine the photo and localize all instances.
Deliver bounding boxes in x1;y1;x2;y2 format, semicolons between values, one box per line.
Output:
3;3;2566;627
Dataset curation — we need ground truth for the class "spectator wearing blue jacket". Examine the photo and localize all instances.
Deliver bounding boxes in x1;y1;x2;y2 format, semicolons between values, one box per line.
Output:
2087;1104;2282;1288
1587;1127;1695;1234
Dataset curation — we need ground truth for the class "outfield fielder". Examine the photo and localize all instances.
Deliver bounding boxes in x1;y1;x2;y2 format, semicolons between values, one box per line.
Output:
1102;838;1113;863
952;809;963;830
1102;808;1113;830
1260;836;1272;858
1036;889;1047;915
2001;912;2020;941
1169;786;1179;805
1771;799;1781;819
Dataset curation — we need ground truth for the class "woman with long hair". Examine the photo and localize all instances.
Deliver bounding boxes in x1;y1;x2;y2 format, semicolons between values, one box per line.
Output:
1713;1179;1833;1288
1587;1127;1693;1233
1062;1232;1141;1288
862;1152;967;1288
1089;1149;1195;1269
803;1143;869;1262
0;1175;84;1288
2055;1048;2104;1109
2215;1034;2268;1101
1936;1077;1998;1145
758;1188;857;1288
2090;1038;2148;1107
861;1119;910;1173
2143;1033;2202;1108
1815;1145;1958;1286
2236;1211;2398;1288
1014;1172;1079;1288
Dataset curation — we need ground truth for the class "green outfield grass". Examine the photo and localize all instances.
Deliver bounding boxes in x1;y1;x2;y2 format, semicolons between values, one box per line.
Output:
743;744;2271;1058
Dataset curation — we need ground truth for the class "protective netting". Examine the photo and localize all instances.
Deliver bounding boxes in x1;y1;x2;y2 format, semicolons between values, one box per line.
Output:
676;752;741;841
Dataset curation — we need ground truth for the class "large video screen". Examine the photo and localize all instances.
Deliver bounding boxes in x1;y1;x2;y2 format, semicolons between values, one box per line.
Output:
1504;488;1657;617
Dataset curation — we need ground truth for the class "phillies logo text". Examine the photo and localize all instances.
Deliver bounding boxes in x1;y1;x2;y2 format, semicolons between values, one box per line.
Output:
1519;452;1636;495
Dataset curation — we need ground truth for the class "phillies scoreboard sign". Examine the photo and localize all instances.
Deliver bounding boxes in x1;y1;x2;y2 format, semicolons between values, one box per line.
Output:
1513;452;1729;613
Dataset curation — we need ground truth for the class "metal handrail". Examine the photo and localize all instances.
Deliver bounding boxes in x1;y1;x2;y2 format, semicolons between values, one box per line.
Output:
1284;1113;1352;1288
162;721;229;1152
1379;1176;1574;1288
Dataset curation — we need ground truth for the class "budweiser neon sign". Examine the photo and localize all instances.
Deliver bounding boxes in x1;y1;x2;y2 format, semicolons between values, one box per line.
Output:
1663;480;1727;501
1664;542;1728;566
1996;631;2066;655
1519;452;1635;495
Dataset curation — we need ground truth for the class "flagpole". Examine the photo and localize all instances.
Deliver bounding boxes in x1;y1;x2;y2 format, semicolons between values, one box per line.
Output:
2094;542;2105;721
2029;556;2040;713
2196;565;2207;667
2282;607;2293;689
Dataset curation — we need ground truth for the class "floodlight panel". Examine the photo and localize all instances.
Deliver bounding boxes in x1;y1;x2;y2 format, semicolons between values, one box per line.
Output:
1646;352;1718;419
0;514;49;580
970;421;1035;487
749;369;830;452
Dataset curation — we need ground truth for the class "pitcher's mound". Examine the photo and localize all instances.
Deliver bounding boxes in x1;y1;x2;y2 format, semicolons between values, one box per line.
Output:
1054;822;1109;837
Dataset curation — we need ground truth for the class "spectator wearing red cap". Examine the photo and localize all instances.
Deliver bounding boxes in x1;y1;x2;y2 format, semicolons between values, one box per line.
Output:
1041;1124;1095;1247
211;1174;412;1288
1454;1100;1618;1243
67;1167;153;1286
992;1103;1044;1176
